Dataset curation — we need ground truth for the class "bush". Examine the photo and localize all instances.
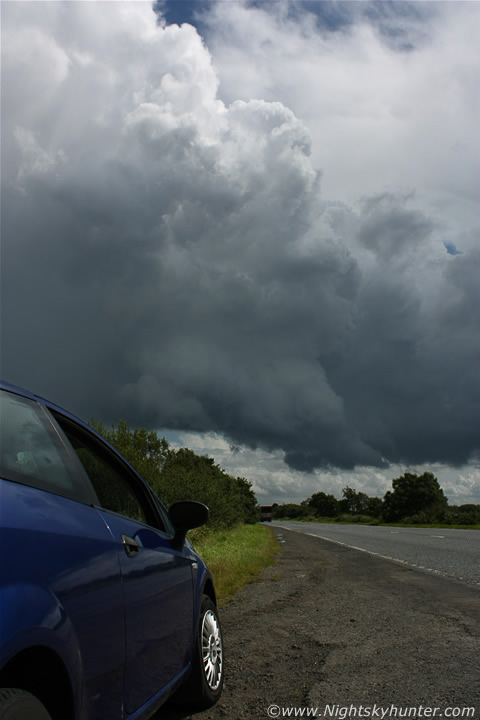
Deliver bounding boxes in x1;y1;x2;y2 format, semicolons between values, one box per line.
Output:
334;514;375;523
156;448;257;530
272;503;312;520
444;505;480;525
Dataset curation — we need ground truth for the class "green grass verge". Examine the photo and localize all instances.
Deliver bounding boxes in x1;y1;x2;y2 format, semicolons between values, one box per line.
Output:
189;523;279;606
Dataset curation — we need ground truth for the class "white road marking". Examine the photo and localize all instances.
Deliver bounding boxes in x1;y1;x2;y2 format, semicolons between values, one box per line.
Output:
272;524;470;585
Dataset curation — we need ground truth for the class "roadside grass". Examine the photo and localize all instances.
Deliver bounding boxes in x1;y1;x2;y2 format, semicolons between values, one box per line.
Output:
274;516;480;530
189;523;279;606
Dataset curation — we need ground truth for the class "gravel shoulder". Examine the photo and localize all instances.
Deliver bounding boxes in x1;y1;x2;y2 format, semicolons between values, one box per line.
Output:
160;526;480;720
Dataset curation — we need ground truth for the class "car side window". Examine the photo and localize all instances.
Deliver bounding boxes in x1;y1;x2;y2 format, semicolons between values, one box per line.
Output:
77;445;148;524
53;416;158;527
0;389;96;505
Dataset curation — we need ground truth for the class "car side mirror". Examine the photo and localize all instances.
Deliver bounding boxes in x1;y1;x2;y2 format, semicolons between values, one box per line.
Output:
169;501;209;549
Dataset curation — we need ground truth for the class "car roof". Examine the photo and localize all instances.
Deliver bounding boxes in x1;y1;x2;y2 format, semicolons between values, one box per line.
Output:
1;380;41;403
1;379;85;424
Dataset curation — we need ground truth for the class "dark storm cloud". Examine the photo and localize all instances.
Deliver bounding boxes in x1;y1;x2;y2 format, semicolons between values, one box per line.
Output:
1;2;479;475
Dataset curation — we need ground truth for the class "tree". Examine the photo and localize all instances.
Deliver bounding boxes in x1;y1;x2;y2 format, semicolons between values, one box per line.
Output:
91;420;258;530
306;492;340;517
90;418;169;487
366;496;384;519
340;487;370;515
383;472;448;523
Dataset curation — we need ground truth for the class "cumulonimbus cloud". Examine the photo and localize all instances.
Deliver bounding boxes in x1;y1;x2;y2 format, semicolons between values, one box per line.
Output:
1;1;479;474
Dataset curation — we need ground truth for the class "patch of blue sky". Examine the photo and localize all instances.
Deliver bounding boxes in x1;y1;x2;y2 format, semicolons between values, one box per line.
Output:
444;242;463;256
158;0;432;53
157;428;185;446
155;0;212;29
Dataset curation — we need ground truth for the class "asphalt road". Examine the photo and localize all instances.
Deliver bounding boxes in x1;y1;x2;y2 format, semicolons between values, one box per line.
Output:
271;521;480;587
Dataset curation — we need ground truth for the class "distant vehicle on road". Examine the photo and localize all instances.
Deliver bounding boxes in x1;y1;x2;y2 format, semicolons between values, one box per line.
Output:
0;381;224;720
260;505;273;522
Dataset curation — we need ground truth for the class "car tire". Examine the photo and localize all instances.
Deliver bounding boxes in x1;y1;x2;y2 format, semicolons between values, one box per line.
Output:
176;594;224;709
0;688;53;720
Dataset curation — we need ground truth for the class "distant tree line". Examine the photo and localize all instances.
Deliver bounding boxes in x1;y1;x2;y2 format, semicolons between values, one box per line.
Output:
90;419;258;530
272;472;480;525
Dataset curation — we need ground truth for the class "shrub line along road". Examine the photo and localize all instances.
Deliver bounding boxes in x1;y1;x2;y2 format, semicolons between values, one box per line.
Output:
162;525;480;720
270;522;480;588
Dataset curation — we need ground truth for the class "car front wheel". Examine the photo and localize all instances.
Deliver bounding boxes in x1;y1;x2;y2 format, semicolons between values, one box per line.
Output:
177;594;224;709
0;689;53;720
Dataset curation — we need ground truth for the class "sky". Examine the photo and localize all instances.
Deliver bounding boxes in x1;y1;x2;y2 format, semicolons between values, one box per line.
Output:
1;0;479;506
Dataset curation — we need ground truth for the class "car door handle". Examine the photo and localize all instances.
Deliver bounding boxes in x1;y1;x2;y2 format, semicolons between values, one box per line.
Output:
121;534;141;557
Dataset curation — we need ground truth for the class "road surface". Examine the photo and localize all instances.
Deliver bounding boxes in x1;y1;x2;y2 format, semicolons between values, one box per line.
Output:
271;521;480;587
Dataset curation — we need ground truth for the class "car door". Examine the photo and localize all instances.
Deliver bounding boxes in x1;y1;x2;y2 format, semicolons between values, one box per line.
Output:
98;511;194;713
0;388;126;720
52;413;195;715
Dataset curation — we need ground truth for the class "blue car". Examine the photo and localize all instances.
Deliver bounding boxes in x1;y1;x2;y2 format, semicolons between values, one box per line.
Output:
0;381;224;720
